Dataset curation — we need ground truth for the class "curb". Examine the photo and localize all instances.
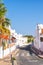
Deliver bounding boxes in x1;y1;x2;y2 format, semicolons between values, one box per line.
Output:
37;55;43;59
5;49;19;58
31;46;43;59
14;49;19;55
0;49;19;60
0;49;19;65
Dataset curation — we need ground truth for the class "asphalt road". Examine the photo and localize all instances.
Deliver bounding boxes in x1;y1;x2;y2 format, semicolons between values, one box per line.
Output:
15;45;43;65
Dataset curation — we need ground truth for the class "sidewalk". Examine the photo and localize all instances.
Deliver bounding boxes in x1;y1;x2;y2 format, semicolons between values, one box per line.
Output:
31;46;43;59
0;49;19;65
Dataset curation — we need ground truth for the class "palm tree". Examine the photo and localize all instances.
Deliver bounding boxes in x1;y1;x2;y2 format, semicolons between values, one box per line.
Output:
0;1;7;17
0;1;11;52
2;18;11;27
0;1;11;57
0;2;10;35
0;2;7;27
2;18;11;35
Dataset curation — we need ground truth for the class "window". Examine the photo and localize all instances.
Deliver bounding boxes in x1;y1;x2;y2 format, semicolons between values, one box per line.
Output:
40;37;43;42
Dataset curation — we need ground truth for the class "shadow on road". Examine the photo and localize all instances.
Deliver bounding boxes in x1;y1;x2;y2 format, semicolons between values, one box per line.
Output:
18;44;33;55
17;45;43;59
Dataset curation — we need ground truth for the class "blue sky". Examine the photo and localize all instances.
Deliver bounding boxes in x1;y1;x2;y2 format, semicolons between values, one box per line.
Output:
4;0;43;35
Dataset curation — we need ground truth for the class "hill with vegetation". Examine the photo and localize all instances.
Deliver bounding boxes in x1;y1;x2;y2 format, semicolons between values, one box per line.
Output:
23;35;34;43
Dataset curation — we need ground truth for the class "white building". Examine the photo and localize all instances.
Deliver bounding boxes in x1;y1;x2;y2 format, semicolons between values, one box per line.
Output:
8;26;27;46
34;24;43;51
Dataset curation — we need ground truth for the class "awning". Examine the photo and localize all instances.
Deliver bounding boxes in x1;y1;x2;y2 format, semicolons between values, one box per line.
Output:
4;35;9;40
0;34;9;40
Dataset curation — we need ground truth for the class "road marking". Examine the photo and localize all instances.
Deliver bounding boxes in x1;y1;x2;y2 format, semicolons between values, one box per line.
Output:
16;53;19;56
26;53;30;56
16;52;31;57
21;53;24;56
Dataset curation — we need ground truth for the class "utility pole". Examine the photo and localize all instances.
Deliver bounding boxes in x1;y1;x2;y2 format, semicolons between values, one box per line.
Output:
11;54;14;65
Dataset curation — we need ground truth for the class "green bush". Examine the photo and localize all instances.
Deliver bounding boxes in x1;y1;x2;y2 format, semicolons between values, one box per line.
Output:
12;57;16;60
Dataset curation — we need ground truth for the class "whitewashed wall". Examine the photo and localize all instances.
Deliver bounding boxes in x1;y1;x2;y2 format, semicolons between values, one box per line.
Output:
0;45;16;59
0;47;3;58
34;25;40;49
10;45;16;52
4;48;10;57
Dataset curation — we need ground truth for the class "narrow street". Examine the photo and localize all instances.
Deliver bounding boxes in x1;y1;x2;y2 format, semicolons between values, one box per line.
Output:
15;45;43;65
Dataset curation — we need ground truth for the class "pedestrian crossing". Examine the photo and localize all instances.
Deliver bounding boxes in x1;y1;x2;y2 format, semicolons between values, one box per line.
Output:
16;53;19;56
16;52;31;57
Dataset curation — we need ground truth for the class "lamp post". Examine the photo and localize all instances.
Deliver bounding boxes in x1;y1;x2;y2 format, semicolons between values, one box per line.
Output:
9;35;16;65
11;55;14;65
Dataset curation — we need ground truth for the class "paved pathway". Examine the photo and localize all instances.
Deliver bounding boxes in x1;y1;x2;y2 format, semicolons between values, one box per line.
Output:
0;49;19;65
0;45;43;65
15;45;43;65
